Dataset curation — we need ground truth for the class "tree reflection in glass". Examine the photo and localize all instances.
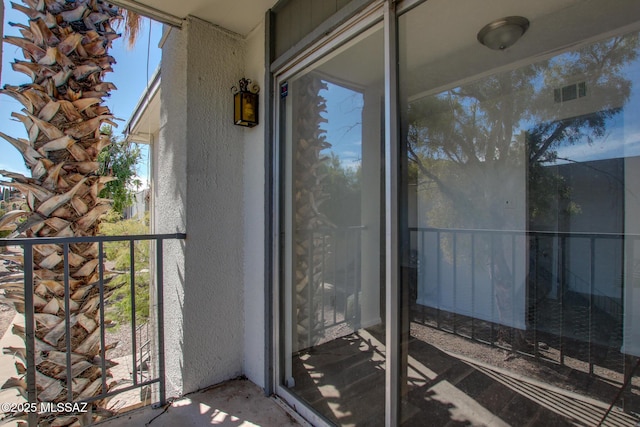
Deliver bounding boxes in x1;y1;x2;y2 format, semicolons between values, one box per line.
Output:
405;33;639;352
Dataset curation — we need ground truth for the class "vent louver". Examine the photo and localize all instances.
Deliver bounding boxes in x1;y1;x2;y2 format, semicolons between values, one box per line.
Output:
554;82;587;103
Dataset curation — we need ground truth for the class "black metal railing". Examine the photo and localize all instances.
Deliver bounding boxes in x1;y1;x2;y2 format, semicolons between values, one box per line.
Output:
408;226;636;376
0;233;185;425
298;226;364;346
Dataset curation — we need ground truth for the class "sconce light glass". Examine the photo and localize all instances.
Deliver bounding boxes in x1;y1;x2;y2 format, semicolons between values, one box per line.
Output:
232;78;260;128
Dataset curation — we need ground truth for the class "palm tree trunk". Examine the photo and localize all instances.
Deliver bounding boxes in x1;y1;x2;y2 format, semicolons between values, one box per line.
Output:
292;74;333;351
0;0;127;423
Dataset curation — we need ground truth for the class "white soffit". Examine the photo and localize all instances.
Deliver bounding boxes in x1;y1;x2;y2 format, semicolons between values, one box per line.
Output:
124;68;161;144
110;0;278;35
125;88;160;144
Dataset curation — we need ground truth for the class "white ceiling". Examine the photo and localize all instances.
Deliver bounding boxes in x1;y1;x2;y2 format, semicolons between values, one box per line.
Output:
117;0;279;35
290;0;640;96
400;0;640;96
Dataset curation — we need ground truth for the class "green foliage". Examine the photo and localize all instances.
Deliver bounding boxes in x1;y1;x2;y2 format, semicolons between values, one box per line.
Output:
0;208;9;239
318;153;361;226
107;272;150;325
98;126;142;214
100;212;149;268
100;212;151;324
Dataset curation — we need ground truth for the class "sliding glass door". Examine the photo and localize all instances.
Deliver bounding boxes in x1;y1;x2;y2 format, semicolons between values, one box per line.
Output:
275;0;640;425
398;0;640;425
279;22;386;425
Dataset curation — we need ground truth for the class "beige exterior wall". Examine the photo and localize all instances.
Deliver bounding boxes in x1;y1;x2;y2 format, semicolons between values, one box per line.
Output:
157;16;251;396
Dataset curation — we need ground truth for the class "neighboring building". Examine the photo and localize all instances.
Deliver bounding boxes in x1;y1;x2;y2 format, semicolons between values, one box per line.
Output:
122;189;150;220
0;187;24;212
0;187;7;210
118;0;640;425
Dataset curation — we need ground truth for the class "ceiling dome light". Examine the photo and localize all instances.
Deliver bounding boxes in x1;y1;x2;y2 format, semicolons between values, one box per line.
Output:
477;16;530;50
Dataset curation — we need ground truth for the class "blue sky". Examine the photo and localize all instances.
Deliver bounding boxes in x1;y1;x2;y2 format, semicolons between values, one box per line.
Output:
554;60;640;164
0;2;162;183
319;45;640;174
320;82;364;171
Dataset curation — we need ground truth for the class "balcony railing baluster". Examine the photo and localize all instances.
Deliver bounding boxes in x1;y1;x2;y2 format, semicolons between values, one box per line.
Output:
511;234;516;346
453;232;457;334
533;234;539;359
332;230;337;326
471;233;475;340
23;244;37;427
436;231;441;329
590;237;596;375
307;231;313;349
295;227;365;344
155;238;166;408
321;233;326;336
490;233;495;346
0;233;185;425
560;235;566;365
63;243;73;401
130;239;138;386
409;226;634;383
98;241;108;395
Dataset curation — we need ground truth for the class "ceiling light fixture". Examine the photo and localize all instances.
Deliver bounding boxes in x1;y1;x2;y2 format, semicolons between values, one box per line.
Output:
477;16;530;50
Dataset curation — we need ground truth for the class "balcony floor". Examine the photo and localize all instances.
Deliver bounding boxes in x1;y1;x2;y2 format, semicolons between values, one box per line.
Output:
0;313;300;427
95;379;302;427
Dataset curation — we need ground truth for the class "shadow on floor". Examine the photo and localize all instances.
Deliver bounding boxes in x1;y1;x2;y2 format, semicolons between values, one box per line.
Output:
95;379;300;427
290;324;639;426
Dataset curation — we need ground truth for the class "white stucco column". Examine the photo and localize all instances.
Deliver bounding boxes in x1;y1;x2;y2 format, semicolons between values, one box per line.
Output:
360;87;382;329
158;17;246;396
242;22;267;388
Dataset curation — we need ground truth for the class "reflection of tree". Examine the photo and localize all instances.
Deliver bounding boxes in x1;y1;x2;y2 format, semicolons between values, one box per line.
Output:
292;75;333;351
318;153;361;227
406;33;638;343
292;76;366;351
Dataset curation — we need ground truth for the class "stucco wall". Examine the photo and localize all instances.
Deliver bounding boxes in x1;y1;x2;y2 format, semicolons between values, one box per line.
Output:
157;22;188;398
159;16;247;396
242;22;266;388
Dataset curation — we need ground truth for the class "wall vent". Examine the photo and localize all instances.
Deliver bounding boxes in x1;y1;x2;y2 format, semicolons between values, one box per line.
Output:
554;82;587;103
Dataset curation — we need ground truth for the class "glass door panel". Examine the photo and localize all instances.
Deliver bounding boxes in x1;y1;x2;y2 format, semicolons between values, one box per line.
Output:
399;0;640;425
281;24;385;425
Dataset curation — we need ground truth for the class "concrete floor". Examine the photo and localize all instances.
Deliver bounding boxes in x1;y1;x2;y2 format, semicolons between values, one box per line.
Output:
0;314;25;427
95;380;303;427
0;313;302;427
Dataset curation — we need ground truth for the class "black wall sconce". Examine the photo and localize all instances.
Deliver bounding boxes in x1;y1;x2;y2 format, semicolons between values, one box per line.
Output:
232;78;260;128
